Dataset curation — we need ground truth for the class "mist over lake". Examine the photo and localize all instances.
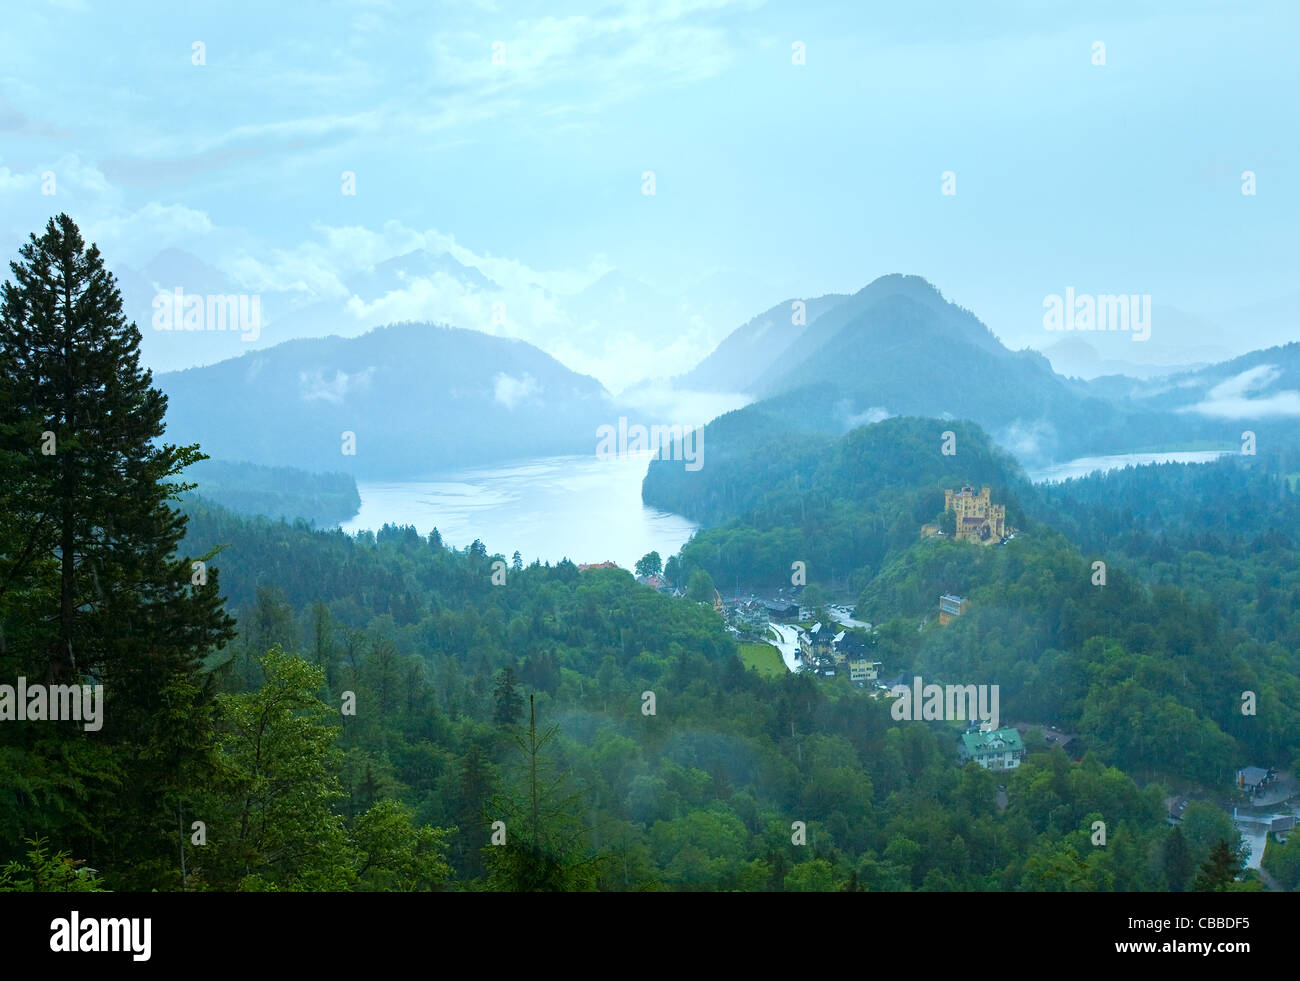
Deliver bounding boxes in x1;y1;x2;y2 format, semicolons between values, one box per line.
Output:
1026;450;1231;484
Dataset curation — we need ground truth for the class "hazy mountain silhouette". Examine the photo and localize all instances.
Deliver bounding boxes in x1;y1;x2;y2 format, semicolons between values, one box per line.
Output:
157;321;612;478
676;294;847;393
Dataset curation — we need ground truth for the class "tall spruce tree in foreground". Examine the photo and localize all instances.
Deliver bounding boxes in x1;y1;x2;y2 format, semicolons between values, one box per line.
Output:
0;214;235;888
483;695;603;891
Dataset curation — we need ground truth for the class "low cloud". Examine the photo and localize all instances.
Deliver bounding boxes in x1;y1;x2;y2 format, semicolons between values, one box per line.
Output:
999;418;1057;459
1181;364;1300;418
299;366;376;404
493;372;541;409
836;401;892;429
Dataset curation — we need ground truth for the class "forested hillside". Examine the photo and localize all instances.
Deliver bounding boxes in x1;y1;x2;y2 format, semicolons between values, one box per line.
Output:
161;504;1242;891
647;416;1030;584
181;458;361;527
650;416;1300;789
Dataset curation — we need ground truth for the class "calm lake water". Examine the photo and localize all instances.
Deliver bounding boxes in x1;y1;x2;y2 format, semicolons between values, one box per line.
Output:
1026;450;1229;483
340;451;698;569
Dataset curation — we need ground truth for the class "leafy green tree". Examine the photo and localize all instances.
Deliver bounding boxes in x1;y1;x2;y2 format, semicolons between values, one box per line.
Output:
1179;802;1240;869
199;647;351;891
785;858;840;892
664;554;681;586
635;551;663;578
350;799;453;891
1019;842;1094;891
648;807;750;890
800;583;826;611
938;509;956;537
0;837;104;892
686;569;716;604
1261;834;1300;891
237;586;296;688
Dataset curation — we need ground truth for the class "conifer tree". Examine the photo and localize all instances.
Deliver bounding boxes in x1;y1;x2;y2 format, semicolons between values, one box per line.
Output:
1191;838;1243;892
1162;825;1194;892
492;665;523;727
0;214;235;886
484;695;602;891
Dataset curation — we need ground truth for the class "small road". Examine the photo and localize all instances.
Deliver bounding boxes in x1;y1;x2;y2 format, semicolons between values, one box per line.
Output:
829;605;870;629
769;623;803;673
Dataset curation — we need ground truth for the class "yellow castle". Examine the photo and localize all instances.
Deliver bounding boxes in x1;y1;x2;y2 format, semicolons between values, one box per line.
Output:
945;486;1006;543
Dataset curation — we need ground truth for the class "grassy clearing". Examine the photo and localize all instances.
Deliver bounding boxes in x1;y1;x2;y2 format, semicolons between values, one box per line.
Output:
738;642;787;678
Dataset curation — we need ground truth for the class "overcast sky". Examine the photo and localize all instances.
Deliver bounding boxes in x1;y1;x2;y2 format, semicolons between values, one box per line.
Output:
2;0;1296;389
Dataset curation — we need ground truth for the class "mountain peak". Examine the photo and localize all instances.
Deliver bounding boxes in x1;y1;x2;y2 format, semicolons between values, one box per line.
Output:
854;273;945;304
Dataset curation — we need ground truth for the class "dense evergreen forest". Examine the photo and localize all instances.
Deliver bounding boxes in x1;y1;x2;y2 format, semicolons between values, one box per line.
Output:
0;216;1286;892
12;498;1251;892
181;458;360;528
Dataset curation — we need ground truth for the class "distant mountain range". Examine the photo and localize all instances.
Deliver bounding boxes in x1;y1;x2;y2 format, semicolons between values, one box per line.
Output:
1088;342;1300;422
118;246;777;392
654;275;1300;474
157;321;613;479
151;270;1298;489
1037;338;1215;381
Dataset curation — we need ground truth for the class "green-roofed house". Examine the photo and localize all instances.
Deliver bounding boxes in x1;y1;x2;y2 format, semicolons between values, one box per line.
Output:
958;728;1026;772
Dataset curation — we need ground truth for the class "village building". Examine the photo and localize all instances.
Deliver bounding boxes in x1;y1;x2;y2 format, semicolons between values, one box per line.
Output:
805;622;842;661
728;600;770;637
1236;766;1277;798
938;593;969;625
835;630;873;659
798;625;834;672
848;658;882;684
958;728;1026;772
797;623;884;682
763;599;800;621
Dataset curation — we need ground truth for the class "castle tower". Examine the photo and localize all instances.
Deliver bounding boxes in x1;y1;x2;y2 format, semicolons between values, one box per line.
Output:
945;485;1006;543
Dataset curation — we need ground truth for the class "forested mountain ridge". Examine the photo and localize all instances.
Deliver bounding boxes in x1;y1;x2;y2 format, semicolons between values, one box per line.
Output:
644;415;1028;531
1086;341;1300;437
750;274;1006;394
676;293;847;393
156;320;613;478
680;274;1270;465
